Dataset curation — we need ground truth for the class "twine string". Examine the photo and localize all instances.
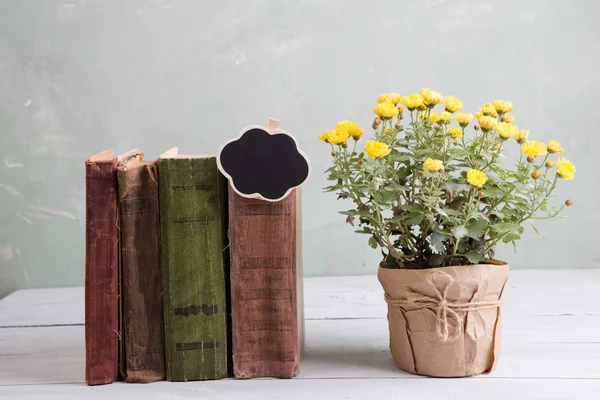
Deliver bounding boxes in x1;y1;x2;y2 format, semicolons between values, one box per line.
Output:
384;271;503;342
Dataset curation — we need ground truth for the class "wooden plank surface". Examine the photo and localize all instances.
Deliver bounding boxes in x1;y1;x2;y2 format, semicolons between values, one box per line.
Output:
1;270;599;328
1;379;600;400
1;271;599;399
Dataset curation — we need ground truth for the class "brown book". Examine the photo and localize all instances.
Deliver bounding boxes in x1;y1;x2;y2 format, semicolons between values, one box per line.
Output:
85;150;120;385
117;154;166;383
228;187;304;378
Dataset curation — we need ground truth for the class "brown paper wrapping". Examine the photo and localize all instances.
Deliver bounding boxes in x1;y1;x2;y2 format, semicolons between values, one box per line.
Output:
377;261;509;377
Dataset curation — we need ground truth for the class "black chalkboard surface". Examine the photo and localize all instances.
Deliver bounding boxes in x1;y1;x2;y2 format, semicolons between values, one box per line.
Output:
217;124;310;202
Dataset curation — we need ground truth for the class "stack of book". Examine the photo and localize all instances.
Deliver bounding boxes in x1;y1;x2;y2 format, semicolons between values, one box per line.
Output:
85;143;304;385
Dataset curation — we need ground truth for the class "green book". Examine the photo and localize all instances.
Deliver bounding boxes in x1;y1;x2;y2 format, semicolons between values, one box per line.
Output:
157;149;229;381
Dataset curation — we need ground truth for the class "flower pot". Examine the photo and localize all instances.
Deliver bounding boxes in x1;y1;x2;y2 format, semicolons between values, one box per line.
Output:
377;260;509;377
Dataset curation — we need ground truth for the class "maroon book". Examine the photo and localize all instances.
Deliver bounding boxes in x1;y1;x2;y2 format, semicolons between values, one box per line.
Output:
85;150;120;385
117;156;166;383
228;187;304;378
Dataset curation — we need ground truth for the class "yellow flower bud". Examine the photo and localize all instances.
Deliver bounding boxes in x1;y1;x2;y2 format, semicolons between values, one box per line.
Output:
565;199;573;207
374;102;399;119
546;160;556;168
319;130;333;143
477;115;498;132
394;121;402;129
364;140;391;158
444;96;463;113
522;141;547;158
455;112;473;127
423;157;444;172
384;128;391;135
531;171;541;179
514;130;529;144
420;88;443;107
326;128;351;145
357;159;364;166
331;151;337;157
479;103;498;118
377;93;402;105
547;140;564;154
466;169;488;188
527;155;535;163
556;157;576;180
417;170;425;178
400;94;424;111
337;120;364;140
448;127;463;139
496;122;519;139
492;100;514;114
501;114;515;123
478;191;485;198
342;142;348;149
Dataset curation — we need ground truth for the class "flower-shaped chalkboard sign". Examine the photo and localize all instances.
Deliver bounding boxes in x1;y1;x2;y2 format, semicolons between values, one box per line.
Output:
217;120;310;202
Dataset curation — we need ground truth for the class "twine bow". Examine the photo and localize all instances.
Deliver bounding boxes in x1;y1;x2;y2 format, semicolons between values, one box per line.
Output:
384;271;503;342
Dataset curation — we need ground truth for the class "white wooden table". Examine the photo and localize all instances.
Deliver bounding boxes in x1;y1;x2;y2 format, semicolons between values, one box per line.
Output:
1;271;599;399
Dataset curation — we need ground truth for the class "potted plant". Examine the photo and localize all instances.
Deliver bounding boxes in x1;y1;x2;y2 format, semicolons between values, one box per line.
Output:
318;89;575;377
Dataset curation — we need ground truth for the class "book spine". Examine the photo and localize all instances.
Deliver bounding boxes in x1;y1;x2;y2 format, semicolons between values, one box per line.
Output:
117;162;166;383
158;157;229;381
85;158;119;385
228;188;300;378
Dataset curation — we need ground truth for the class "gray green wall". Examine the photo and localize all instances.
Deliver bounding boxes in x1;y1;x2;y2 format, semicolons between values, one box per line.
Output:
0;0;598;298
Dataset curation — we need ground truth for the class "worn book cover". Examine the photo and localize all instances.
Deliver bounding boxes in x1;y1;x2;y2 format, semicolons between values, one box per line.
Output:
85;150;120;386
117;153;166;383
158;149;230;381
228;188;304;378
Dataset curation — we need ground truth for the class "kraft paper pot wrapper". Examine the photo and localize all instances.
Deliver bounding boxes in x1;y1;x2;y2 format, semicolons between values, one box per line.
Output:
377;261;509;377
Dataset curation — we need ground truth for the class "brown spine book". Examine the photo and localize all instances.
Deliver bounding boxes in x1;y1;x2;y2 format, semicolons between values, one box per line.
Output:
228;188;303;378
117;156;166;383
85;150;120;385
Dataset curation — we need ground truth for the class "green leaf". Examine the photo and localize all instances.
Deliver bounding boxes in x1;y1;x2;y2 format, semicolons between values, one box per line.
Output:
339;210;358;216
464;250;484;264
467;218;488;239
429;254;445;266
452;225;468;239
430;231;447;253
368;236;378;249
404;212;423;225
502;233;521;243
493;222;521;234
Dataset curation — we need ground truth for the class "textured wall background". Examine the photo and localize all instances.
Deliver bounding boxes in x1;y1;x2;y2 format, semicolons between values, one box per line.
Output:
0;0;598;297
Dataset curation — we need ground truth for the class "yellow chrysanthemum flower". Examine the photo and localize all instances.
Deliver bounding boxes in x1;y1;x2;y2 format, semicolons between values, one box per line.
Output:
401;94;424;111
479;103;499;118
492;100;514;114
448;127;463;139
496;122;519;139
336;120;364;140
501;114;515;123
547;140;564;154
437;111;452;124
522;140;547;157
423;157;444;172
364;140;391;159
477;115;498;132
374;101;399;119
444;96;463;113
466;169;488;188
326;128;351;145
556;157;575;180
318;130;333;143
420;88;443;107
455;112;473;127
514;130;529;144
377;93;402;105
